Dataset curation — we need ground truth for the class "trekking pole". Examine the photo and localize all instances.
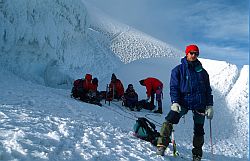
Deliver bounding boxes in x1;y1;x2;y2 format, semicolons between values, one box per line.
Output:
171;125;179;157
209;119;214;158
109;85;111;105
155;100;158;110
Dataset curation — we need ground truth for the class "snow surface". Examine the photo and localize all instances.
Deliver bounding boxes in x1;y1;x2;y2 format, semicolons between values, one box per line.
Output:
0;0;249;161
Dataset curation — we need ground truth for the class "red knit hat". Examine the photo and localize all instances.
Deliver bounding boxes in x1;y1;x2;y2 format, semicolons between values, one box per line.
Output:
185;44;199;55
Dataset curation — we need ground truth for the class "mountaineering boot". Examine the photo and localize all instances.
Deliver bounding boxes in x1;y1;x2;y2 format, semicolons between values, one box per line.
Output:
192;155;202;161
156;146;166;156
192;135;204;161
153;108;162;114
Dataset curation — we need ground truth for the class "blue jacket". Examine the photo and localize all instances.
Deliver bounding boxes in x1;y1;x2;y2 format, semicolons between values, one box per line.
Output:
170;57;213;110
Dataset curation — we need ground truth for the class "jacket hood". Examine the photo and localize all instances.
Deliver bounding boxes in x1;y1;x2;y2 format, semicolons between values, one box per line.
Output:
85;74;92;81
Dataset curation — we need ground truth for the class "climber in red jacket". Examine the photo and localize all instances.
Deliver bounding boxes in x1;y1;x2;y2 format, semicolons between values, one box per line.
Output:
139;77;163;114
108;73;124;100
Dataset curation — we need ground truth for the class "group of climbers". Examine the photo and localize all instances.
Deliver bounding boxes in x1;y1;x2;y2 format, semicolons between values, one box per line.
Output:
105;73;164;113
71;73;101;106
71;72;163;113
71;44;214;161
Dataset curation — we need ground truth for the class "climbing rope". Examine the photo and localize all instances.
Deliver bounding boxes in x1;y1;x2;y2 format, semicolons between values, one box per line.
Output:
101;102;137;121
103;101;163;128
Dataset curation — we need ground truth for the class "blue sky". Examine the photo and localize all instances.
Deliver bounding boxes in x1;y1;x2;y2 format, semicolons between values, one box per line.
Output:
86;0;249;66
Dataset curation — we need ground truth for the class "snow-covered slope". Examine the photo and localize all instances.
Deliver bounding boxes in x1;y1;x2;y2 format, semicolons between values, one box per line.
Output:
226;65;249;152
0;57;248;161
86;2;182;64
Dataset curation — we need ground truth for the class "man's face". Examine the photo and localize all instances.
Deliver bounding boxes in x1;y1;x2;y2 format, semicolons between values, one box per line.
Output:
186;51;199;62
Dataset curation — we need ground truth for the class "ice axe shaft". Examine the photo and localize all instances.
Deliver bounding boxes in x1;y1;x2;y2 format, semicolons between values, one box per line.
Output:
209;119;214;158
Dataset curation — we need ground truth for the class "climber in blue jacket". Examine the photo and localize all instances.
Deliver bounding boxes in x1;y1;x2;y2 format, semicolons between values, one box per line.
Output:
156;44;214;161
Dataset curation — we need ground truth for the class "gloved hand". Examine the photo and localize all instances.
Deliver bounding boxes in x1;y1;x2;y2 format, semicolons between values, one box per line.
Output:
205;106;214;120
171;103;181;113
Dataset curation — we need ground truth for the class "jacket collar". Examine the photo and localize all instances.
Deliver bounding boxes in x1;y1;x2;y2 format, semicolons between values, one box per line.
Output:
181;57;203;72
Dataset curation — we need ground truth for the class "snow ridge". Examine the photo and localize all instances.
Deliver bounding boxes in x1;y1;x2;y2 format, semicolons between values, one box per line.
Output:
200;59;239;96
226;65;249;152
86;4;182;64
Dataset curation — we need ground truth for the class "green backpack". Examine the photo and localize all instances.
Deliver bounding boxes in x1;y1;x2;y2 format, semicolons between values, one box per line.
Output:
133;117;160;146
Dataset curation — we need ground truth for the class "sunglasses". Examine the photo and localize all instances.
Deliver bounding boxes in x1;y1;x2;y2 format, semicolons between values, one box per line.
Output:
189;52;199;56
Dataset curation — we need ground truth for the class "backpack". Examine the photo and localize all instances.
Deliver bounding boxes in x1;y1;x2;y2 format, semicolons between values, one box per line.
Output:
71;79;84;98
137;100;155;111
133;117;160;146
83;90;102;106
